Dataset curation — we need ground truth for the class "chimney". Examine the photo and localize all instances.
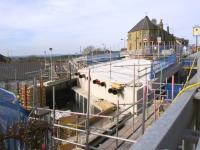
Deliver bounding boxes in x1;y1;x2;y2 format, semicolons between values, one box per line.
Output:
159;19;163;29
151;18;157;25
167;26;169;33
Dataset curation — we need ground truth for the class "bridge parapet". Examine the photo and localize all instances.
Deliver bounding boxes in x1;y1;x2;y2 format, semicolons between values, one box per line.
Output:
130;72;200;150
181;58;197;69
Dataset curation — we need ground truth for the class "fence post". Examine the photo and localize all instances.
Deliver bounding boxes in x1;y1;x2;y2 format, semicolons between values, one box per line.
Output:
142;85;147;134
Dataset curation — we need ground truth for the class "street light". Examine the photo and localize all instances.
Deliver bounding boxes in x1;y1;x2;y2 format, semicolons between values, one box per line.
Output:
121;38;125;49
44;51;47;70
193;26;200;52
102;43;106;54
49;48;53;81
157;37;161;58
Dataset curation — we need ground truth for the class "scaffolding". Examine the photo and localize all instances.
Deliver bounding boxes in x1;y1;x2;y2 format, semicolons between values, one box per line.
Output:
26;53;184;150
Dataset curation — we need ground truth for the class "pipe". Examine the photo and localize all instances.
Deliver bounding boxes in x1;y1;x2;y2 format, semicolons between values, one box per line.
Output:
152;82;183;86
63;122;112;132
142;85;147;134
28;107;113;119
112;89;118;95
100;82;106;87
116;100;119;148
108;88;113;93
89;113;132;147
75;72;80;76
52;86;55;148
113;100;143;118
86;69;91;149
172;75;174;100
108;88;122;95
154;90;157;120
53;123;136;143
133;64;136;131
79;74;85;78
93;79;100;84
53;137;100;150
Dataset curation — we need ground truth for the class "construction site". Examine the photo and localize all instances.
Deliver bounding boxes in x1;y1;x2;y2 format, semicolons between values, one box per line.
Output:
1;46;198;150
1;16;200;150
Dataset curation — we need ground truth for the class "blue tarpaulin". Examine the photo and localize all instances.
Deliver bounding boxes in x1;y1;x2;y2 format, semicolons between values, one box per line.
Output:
164;83;183;100
0;88;27;150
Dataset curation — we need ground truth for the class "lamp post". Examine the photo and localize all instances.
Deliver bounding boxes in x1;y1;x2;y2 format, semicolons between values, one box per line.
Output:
121;38;125;49
193;26;200;52
196;35;199;52
44;51;47;70
49;48;53;81
102;43;106;55
157;37;161;58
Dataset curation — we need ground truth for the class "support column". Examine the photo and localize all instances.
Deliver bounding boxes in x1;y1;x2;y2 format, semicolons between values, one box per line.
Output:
133;64;136;131
172;75;174;100
86;69;91;150
52;86;55;149
142;85;147;134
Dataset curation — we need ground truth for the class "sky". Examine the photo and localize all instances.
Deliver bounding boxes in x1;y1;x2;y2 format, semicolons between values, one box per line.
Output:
0;0;199;56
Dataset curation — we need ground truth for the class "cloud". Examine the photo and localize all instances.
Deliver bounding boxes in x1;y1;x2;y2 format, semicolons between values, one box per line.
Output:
0;0;199;56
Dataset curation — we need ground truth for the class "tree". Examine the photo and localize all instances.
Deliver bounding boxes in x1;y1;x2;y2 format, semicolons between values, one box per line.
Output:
82;45;104;55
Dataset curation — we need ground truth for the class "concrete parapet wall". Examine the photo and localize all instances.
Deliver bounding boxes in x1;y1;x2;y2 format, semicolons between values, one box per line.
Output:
130;74;198;150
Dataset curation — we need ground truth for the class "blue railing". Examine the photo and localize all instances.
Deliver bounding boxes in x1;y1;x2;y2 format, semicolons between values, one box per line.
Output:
86;52;121;65
150;54;177;79
144;45;184;54
181;58;197;68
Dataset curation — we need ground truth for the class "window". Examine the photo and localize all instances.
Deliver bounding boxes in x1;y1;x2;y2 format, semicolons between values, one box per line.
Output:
128;34;131;39
129;44;132;50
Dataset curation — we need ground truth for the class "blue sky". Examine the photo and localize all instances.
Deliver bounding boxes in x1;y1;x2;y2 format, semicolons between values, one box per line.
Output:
0;0;199;56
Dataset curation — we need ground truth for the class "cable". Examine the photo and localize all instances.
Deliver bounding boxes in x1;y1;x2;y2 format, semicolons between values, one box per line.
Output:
172;81;200;103
172;57;197;103
183;58;196;88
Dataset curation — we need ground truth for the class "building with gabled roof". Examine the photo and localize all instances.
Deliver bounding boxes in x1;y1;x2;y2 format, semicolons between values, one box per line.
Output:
128;16;159;32
127;16;176;53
